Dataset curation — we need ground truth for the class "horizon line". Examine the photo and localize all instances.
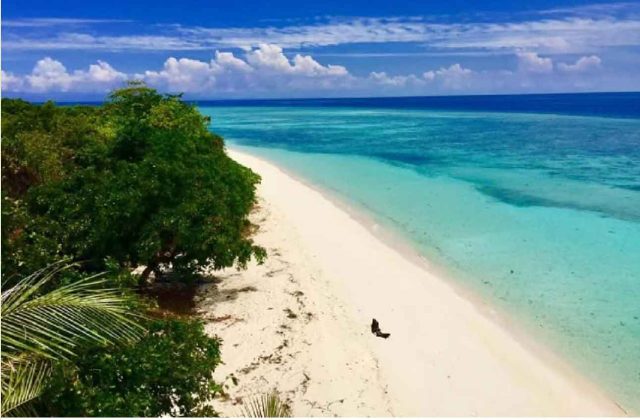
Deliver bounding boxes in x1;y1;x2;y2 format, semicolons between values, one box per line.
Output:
16;89;640;105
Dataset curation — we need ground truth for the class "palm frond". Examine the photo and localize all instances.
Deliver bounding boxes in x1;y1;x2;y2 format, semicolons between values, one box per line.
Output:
0;358;51;416
1;264;145;360
1;263;146;416
1;263;70;313
241;391;291;417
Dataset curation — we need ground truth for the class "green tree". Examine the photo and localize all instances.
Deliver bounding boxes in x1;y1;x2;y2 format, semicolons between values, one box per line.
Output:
1;86;265;284
1;99;110;280
37;318;222;417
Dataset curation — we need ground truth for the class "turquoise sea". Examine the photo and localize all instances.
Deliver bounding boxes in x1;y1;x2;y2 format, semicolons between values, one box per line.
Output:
199;93;640;412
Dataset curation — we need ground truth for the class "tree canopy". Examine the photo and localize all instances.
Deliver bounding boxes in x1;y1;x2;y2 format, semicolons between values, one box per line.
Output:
2;86;265;284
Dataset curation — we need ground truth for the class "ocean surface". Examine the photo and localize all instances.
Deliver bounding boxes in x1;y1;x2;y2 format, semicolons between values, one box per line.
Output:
199;92;640;413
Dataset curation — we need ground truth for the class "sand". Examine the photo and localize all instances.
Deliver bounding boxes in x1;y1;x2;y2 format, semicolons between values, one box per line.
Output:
197;148;625;416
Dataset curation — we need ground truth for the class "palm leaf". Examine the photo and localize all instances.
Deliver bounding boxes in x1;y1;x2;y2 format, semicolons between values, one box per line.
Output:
241;391;291;417
1;262;146;415
1;263;145;360
0;358;51;416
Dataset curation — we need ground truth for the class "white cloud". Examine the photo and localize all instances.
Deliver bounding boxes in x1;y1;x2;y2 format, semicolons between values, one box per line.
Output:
3;33;204;51
1;48;633;97
538;2;639;18
173;16;640;54
427;17;640;53
25;57;73;91
240;44;348;77
291;54;349;77
2;70;25;91
137;44;352;94
369;72;425;87
86;61;129;84
558;55;602;72
4;12;640;54
141;57;217;92
10;57;127;92
244;43;292;72
425;63;474;89
368;63;474;91
517;52;554;73
2;45;352;95
212;51;253;73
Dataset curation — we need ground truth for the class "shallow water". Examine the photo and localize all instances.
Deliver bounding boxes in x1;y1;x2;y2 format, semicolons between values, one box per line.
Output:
200;99;640;412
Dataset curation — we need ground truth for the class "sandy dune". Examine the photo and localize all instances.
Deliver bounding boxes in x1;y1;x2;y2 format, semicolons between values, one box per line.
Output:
197;149;624;416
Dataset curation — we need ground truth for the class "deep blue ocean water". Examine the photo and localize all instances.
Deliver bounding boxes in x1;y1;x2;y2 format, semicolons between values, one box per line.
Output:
199;92;640;413
197;92;640;119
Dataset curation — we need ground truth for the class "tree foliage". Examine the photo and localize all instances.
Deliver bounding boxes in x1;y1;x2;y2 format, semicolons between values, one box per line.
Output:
36;318;222;417
1;86;265;283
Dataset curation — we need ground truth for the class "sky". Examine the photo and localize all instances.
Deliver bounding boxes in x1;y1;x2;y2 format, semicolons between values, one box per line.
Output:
2;0;640;100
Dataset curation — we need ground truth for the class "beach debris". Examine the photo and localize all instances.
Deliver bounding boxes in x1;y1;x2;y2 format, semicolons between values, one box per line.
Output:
371;318;391;339
284;308;298;319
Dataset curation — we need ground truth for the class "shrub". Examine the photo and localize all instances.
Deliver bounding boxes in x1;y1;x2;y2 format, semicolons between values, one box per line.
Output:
37;318;222;417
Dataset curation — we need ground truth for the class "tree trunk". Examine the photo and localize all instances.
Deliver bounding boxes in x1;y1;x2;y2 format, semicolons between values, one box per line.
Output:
139;262;157;285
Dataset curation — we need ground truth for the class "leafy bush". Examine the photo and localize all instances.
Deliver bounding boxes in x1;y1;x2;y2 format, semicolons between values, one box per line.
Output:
37;318;222;417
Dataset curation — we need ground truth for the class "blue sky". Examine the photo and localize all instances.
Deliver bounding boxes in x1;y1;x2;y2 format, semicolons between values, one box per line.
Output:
2;0;640;99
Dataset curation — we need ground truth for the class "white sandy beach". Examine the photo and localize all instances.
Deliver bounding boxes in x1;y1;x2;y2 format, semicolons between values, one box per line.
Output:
198;149;625;416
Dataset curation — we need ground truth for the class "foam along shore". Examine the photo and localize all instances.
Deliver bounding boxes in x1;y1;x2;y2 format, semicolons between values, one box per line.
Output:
198;148;625;416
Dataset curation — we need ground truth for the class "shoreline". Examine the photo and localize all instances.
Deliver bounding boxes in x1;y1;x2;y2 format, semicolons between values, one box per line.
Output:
201;147;625;416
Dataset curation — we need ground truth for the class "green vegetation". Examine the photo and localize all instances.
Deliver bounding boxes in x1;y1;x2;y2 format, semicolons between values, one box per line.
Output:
2;85;265;283
1;85;265;415
241;391;292;417
36;318;221;417
1;263;144;416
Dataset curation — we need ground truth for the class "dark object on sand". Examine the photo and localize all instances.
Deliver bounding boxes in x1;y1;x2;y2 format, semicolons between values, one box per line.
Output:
371;318;391;339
